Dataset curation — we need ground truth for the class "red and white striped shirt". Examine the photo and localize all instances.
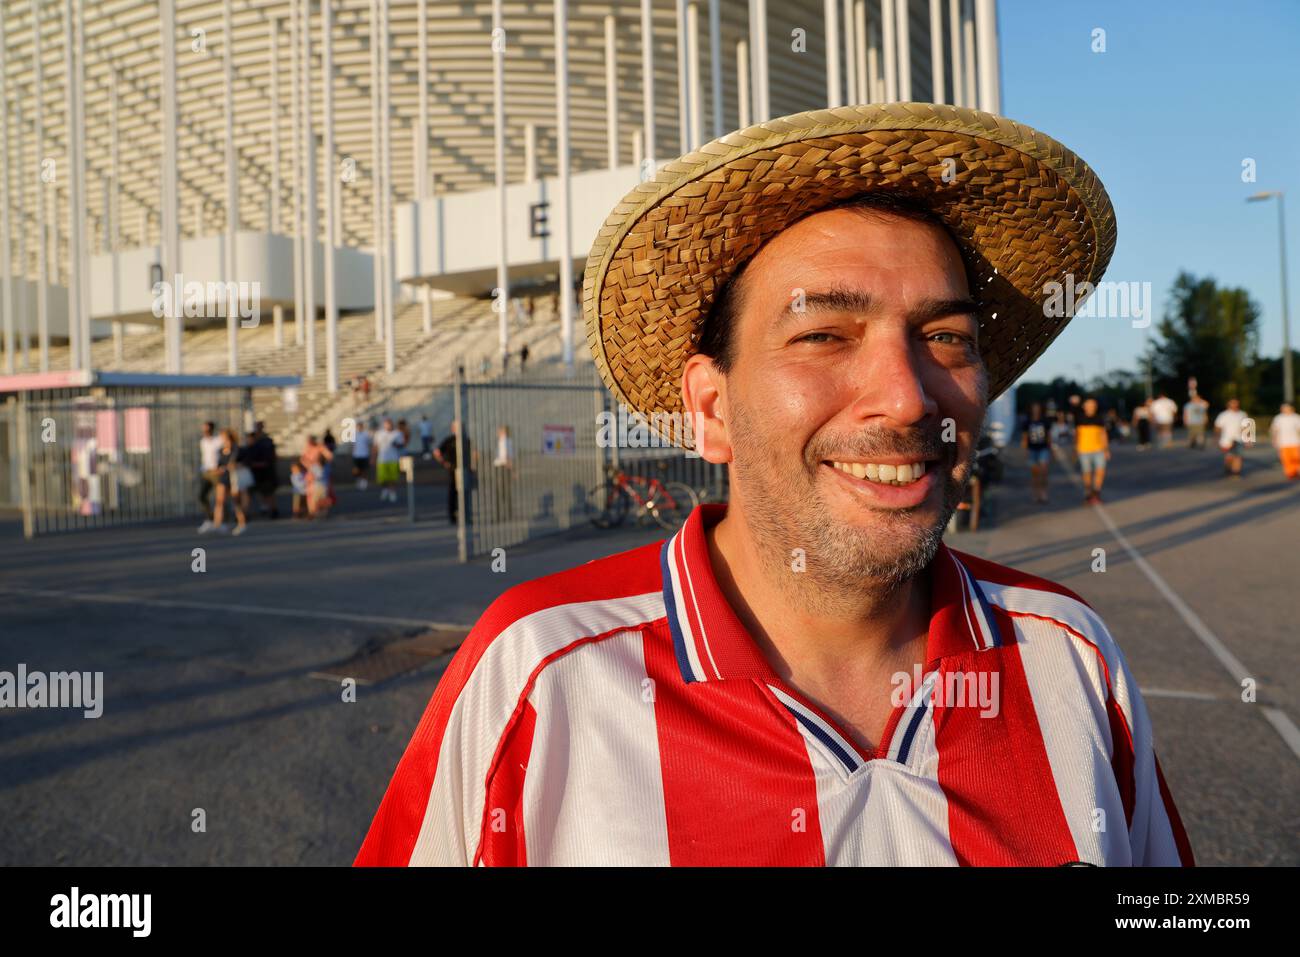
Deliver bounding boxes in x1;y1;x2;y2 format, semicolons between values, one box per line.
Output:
356;504;1193;866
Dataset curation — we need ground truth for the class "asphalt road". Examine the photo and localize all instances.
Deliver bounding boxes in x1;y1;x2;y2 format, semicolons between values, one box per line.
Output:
0;437;1295;865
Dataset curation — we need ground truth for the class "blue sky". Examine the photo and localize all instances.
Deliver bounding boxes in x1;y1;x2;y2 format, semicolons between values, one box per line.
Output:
999;0;1299;385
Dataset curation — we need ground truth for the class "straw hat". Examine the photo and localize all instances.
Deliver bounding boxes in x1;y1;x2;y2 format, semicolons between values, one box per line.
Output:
582;102;1116;431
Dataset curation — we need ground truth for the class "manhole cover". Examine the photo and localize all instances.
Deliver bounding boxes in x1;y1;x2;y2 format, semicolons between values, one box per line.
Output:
310;627;469;685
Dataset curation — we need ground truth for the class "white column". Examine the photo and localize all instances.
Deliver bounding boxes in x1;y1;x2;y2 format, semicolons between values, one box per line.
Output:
948;0;963;105
868;7;878;102
491;0;508;365
75;0;89;364
604;14;618;169
224;0;239;374
14;91;28;368
675;0;689;152
640;0;655;174
369;0;382;343
270;18;281;235
749;0;769;122
0;6;12;373
842;0;855;102
160;0;181;372
555;0;573;370
63;0;81;370
709;0;722;137
824;0;841;108
855;0;867;104
897;0;911;101
380;0;394;374
290;0;304;346
687;3;702;150
33;0;49;371
974;0;1000;113
524;122;537;183
109;69;118;253
418;0;432;336
929;0;945;103
881;0;897;101
962;0;976;110
322;0;338;392
631;128;643;173
302;0;317;378
736;39;750;127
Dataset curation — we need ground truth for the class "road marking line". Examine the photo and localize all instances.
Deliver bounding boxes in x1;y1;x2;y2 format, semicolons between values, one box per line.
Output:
1052;451;1300;762
1140;688;1223;702
0;586;470;631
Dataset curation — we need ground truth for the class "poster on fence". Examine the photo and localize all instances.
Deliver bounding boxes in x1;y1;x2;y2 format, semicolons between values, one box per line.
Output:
541;424;576;456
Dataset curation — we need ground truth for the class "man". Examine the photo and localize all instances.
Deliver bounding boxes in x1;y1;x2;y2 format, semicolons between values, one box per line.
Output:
196;421;224;532
1151;391;1178;448
1075;397;1111;504
434;420;470;524
248;421;279;519
1021;402;1053;504
1183;392;1209;449
357;104;1190;866
1269;402;1300;480
373;418;404;503
1214;398;1250;478
351;420;373;491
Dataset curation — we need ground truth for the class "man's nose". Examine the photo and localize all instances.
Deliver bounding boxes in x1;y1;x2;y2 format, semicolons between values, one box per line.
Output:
843;332;936;426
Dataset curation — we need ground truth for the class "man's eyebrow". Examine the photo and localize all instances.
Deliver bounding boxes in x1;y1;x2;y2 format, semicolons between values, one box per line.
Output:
776;289;980;325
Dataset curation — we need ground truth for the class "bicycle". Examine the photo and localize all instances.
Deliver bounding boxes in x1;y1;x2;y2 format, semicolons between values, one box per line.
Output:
586;462;699;531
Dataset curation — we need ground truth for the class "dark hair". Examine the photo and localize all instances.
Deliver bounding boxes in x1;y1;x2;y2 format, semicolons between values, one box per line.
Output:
695;193;964;374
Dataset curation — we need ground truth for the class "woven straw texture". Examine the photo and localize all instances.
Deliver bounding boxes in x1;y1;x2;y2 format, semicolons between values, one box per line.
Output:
582;102;1116;427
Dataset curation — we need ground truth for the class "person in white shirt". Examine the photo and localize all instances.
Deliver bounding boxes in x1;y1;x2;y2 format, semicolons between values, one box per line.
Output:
1213;398;1251;478
373;418;406;503
197;421;225;532
1269;402;1300;481
491;425;514;520
1151;393;1178;448
351;421;373;491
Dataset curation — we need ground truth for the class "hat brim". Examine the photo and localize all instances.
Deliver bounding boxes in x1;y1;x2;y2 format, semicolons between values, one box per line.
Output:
582;102;1116;437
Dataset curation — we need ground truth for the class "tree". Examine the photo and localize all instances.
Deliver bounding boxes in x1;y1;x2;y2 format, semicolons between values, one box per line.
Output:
1150;272;1261;409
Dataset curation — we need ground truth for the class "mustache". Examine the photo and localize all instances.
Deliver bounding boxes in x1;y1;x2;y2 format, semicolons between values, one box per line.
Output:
806;426;954;465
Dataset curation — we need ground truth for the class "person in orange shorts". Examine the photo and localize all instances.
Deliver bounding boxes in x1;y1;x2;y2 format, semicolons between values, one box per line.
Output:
1270;403;1300;480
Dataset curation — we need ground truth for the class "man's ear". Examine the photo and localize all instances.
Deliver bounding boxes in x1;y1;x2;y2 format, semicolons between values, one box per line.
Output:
682;353;732;464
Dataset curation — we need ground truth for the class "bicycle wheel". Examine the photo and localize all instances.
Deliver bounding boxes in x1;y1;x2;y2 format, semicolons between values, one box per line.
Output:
586;482;629;528
649;481;699;531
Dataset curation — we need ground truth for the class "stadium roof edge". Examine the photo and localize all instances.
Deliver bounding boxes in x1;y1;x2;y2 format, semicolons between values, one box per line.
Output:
0;370;303;393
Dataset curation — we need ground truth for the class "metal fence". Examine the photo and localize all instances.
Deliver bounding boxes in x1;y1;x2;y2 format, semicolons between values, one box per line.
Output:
445;367;727;561
1;374;292;538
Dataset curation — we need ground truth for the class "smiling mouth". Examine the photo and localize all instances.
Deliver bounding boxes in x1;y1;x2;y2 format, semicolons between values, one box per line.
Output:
823;459;931;486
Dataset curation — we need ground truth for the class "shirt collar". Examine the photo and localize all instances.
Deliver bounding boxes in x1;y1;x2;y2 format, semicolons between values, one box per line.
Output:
659;504;1001;685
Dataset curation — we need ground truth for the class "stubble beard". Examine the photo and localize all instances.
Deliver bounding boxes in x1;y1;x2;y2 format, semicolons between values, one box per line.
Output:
728;398;975;613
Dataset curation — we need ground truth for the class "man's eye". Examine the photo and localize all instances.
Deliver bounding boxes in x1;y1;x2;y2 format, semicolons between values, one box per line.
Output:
795;331;837;343
929;331;971;346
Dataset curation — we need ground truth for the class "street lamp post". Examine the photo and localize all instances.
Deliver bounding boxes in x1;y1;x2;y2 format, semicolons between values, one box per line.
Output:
1248;191;1293;406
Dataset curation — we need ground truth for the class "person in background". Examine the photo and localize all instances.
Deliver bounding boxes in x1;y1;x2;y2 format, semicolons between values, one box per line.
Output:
207;428;247;535
300;435;335;515
435;420;470;524
1150;392;1178;448
322;428;337;455
1183;393;1210;449
352;420;373;491
1021;402;1053;505
520;343;530;375
373;418;406;503
1075;396;1110;505
289;462;310;518
197;421;224;532
1268;402;1300;481
419;415;434;459
492;424;515;520
1131;398;1153;451
1214;398;1250;479
249;421;279;519
1050;409;1072;452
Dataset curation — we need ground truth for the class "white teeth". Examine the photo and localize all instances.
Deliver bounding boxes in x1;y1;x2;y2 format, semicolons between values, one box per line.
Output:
828;460;928;486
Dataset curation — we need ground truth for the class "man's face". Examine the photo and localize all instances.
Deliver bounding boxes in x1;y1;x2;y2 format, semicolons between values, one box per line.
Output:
1083;398;1098;416
689;207;987;589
